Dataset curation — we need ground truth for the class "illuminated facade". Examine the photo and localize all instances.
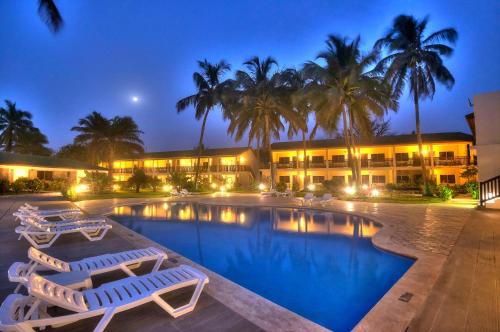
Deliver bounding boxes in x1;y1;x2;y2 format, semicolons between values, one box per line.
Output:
0;152;106;183
261;132;475;189
112;147;258;187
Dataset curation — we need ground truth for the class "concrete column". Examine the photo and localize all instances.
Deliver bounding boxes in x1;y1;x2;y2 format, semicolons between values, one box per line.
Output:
391;146;397;183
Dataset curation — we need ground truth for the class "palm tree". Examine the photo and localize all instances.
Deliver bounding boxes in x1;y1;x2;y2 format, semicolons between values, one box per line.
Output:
176;60;231;189
0;100;35;152
283;69;315;190
38;0;64;33
375;15;457;189
226;57;301;188
13;127;52;156
72;111;144;178
303;35;396;186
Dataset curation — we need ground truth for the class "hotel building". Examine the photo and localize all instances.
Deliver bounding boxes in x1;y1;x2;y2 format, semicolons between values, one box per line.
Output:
261;132;475;189
111;147;258;187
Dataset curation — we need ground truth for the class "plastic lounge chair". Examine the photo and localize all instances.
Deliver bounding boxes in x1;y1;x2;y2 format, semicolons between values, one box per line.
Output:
15;205;83;221
170;188;181;196
9;246;168;292
180;189;190;196
0;265;209;332
303;193;315;206
316;193;334;207
15;222;112;249
260;189;277;197
17;215;106;228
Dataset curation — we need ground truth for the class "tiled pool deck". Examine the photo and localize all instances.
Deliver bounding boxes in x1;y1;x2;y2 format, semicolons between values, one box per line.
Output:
1;193;499;331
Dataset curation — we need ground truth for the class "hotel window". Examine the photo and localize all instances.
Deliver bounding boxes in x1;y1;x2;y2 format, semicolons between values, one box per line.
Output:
332;155;345;163
278;157;290;164
36;171;53;180
362;175;369;184
372;175;386;184
440;175;456;184
397;175;410;183
311;156;324;163
371;153;385;161
312;176;325;183
331;176;345;185
395;153;409;161
279;176;290;183
439;151;454;160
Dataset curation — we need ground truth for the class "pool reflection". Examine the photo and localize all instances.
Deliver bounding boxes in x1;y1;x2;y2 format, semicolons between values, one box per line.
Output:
112;202;381;238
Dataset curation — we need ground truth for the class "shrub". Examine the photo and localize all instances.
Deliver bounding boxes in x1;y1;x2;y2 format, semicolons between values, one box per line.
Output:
26;178;43;193
149;176;162;192
465;182;479;199
128;168;149;193
437;184;454;201
275;181;287;193
11;177;27;194
82;171;110;194
0;178;9;194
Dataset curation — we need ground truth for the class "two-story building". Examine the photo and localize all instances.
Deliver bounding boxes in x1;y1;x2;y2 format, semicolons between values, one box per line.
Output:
261;132;475;189
111;147;258;187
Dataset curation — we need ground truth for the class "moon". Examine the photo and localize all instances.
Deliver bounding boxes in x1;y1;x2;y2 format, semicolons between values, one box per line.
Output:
131;96;139;103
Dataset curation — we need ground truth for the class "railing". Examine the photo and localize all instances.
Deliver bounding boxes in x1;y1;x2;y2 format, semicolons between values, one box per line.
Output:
114;165;251;174
328;161;348;168
395;158;430;167
480;175;500;207
434;156;470;166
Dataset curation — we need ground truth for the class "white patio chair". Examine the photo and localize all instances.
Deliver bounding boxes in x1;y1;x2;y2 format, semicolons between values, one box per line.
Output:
0;265;209;332
15;204;83;221
16;222;112;249
260;189;278;197
303;193;315;206
9;246;168;292
180;189;190;196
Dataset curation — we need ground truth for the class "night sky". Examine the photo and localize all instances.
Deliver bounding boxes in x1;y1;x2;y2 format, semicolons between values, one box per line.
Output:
1;0;499;152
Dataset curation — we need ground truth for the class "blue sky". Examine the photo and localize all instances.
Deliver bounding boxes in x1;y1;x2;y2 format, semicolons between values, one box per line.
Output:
0;0;499;152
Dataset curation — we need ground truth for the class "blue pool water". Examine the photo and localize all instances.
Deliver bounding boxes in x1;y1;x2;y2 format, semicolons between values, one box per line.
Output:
111;202;413;331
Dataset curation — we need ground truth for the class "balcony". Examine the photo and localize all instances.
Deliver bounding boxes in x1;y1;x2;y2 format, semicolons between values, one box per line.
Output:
114;165;251;174
395;158;431;167
434;157;470;166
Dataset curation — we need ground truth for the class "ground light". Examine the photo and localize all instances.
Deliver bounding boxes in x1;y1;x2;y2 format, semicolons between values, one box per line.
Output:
307;183;316;191
362;184;368;190
258;183;266;191
162;184;172;192
211;183;218;189
220;185;226;192
112;184;120;191
75;184;89;193
344;186;356;195
371;189;380;197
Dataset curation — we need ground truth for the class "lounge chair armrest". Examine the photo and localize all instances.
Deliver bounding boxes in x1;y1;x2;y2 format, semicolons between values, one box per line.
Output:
8;262;30;284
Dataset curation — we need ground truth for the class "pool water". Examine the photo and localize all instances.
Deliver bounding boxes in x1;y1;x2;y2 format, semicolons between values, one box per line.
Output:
111;202;413;331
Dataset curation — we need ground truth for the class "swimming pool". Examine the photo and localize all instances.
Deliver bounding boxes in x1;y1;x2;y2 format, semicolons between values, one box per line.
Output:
111;202;413;331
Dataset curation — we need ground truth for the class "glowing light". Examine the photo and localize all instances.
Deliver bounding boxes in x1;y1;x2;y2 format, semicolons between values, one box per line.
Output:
239;156;246;163
371;189;380;197
211;183;217;189
422;150;428;156
75;184;89;193
362;184;368;190
344;186;356;195
162;185;172;192
163;203;169;209
132;96;139;103
258;183;266;191
239;212;246;223
220;185;226;192
112;184;120;191
307;183;316;191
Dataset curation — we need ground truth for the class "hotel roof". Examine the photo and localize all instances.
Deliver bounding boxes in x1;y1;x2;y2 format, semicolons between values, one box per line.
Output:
0;152;106;171
137;147;252;159
271;132;474;150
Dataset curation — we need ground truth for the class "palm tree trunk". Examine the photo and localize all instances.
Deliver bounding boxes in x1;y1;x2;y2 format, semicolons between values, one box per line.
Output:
194;110;210;189
413;89;428;190
348;118;361;187
107;148;114;181
264;114;275;188
302;131;308;190
342;109;356;185
255;137;261;183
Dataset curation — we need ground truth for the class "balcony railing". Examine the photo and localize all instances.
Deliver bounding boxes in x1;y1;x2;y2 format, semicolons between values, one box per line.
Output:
114;165;251;174
269;156;470;170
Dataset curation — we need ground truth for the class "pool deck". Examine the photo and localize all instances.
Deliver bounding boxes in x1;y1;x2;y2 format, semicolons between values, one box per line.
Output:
1;193;499;331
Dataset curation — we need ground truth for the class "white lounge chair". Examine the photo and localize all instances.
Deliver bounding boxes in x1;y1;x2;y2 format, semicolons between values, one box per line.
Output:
15;205;83;221
16;222;112;249
0;265;208;331
9;246;168;292
303;193;315;206
260;189;278;197
315;193;335;206
17;214;106;228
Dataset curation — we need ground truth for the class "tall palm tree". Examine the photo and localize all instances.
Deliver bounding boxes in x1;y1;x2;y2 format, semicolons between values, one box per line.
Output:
227;57;301;188
13;127;52;156
375;15;457;189
72;111;144;178
303;35;396;186
283;69;315;190
38;0;64;33
176;60;231;189
0;100;36;152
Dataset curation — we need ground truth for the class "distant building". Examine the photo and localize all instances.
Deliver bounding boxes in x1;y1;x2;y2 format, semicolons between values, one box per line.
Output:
261;132;475;189
0;152;106;183
111;147;258;187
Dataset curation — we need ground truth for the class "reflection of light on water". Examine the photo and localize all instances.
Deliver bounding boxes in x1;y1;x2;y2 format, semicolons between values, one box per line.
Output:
239;212;246;224
346;202;354;212
220;208;236;223
163;203;168;210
